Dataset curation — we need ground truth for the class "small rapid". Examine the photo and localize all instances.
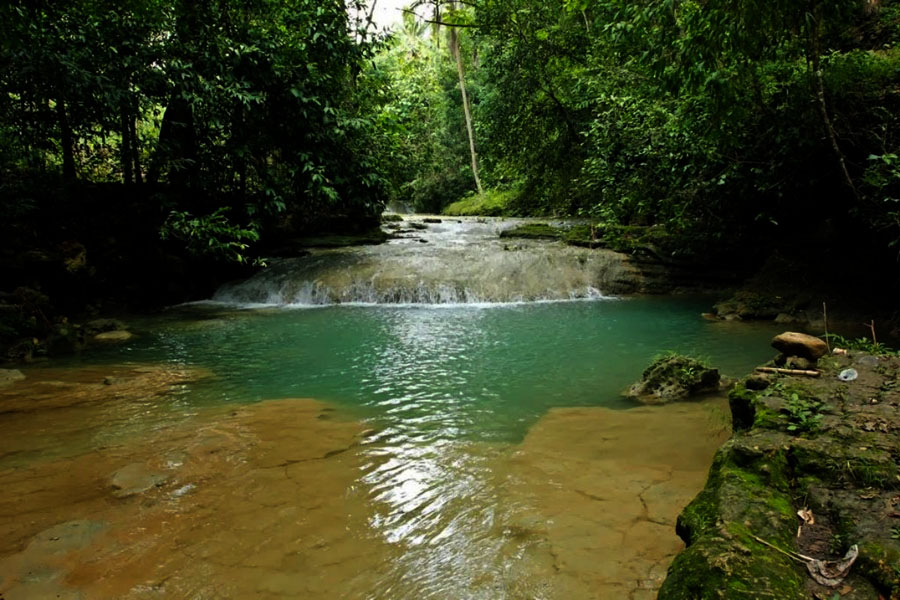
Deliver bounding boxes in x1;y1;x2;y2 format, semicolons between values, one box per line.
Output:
212;217;635;306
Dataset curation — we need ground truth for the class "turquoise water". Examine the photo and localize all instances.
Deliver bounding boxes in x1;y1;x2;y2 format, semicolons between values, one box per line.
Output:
3;296;787;599
82;297;780;443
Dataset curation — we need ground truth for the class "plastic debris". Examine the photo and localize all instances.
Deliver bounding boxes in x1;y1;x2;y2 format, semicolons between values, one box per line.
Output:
838;368;858;382
805;545;859;587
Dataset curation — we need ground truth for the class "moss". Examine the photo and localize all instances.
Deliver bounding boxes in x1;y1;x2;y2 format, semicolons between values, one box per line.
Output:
855;541;900;597
659;524;807;600
562;224;603;248
729;382;757;430
498;223;562;240
442;188;518;216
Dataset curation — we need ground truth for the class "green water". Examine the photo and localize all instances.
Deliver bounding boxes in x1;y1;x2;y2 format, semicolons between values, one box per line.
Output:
83;296;780;443
4;296;788;599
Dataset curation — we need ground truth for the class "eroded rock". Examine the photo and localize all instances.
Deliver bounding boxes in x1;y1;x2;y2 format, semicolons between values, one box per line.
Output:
625;355;721;405
661;351;900;598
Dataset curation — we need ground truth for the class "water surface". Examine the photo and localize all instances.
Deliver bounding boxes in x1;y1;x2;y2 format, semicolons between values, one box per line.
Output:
0;295;782;599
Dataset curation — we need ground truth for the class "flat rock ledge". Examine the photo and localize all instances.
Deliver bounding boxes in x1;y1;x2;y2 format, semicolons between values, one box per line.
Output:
658;348;900;599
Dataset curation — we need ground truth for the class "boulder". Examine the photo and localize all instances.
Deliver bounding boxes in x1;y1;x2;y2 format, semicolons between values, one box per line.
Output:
625;355;721;405
94;330;134;342
771;331;827;361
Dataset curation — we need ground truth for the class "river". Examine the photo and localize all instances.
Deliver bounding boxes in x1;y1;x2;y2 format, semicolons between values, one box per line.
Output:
0;217;781;599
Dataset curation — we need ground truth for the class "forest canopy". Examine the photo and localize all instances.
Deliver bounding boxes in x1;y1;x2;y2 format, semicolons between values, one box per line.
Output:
2;0;900;259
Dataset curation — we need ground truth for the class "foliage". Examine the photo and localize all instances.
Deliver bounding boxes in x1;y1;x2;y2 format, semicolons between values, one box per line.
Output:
0;0;389;259
782;392;824;434
160;207;260;264
369;0;900;261
442;188;518;216
823;333;898;356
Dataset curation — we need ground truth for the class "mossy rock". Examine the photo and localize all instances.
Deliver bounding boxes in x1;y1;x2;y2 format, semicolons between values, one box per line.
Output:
498;223;562;240
380;213;404;223
624;354;721;404
658;525;807;600
667;355;900;599
714;290;796;320
663;436;808;599
562;224;604;248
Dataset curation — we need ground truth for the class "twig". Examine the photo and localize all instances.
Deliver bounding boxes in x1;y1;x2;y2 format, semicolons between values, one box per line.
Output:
823;302;830;353
864;320;877;346
756;367;821;377
751;535;815;563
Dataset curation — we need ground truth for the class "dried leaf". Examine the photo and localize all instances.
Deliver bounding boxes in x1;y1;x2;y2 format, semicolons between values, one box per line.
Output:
797;508;815;525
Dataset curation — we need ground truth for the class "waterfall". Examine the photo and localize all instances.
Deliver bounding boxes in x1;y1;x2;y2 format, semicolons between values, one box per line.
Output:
213;218;638;306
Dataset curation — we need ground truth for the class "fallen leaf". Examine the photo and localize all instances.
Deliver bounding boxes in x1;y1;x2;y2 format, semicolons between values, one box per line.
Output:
797;508;815;526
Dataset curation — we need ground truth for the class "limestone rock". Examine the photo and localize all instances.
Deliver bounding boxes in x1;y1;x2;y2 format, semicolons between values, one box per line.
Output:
94;330;134;342
109;463;168;498
771;331;827;361
625;355;721;405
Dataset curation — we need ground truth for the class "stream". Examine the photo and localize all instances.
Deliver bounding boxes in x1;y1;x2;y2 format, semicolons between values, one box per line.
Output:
0;217;783;599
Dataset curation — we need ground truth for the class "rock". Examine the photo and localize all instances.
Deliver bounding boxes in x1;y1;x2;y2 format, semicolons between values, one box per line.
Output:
84;318;127;336
745;374;771;391
109;463;169;498
0;368;26;387
700;312;719;321
774;312;805;325
624;355;721;405
771;331;828;361
785;356;815;370
94;330;134;342
422;218;442;223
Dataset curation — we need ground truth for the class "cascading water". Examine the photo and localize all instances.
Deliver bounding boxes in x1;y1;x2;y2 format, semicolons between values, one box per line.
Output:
213;217;639;306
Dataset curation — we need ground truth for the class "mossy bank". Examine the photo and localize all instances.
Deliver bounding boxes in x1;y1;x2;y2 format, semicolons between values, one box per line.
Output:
659;347;900;599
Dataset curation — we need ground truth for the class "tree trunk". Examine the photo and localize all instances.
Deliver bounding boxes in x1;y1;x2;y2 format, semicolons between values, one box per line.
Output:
131;97;143;185
147;94;197;188
809;3;858;200
56;98;76;183
121;101;134;186
450;23;483;195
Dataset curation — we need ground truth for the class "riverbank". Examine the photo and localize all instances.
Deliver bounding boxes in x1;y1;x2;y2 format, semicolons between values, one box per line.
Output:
658;341;900;599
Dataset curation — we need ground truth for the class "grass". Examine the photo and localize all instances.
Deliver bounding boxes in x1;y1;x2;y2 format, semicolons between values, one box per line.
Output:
442;188;518;217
